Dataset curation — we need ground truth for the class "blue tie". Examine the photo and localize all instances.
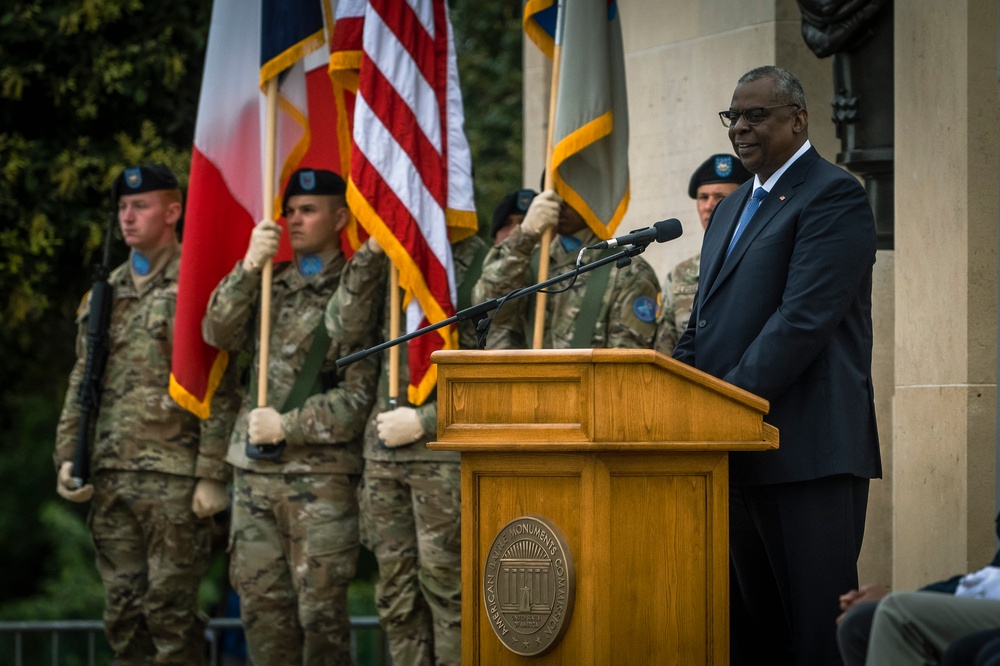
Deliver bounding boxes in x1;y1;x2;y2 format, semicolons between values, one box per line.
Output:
725;186;767;259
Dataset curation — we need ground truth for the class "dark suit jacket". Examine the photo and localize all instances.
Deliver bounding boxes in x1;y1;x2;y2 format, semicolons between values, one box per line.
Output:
674;147;881;486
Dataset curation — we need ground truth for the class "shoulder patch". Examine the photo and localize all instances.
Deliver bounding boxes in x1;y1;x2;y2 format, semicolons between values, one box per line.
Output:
633;295;656;323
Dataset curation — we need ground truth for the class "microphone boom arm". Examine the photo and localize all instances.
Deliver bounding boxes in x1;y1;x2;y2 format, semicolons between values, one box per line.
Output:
335;241;652;369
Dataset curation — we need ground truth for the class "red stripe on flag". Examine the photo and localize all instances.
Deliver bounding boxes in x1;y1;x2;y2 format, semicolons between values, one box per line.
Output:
349;157;453;316
357;54;445;206
430;1;449;198
330;16;363;54
300;66;341;173
369;0;438;87
407;314;444;391
171;148;254;416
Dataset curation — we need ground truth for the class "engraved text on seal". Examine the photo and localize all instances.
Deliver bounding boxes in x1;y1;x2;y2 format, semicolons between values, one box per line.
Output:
482;515;576;656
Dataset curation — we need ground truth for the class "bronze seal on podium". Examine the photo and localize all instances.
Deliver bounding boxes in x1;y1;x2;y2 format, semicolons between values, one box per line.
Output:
482;515;576;656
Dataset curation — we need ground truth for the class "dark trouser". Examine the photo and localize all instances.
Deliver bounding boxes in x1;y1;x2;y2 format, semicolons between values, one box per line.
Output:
729;474;869;666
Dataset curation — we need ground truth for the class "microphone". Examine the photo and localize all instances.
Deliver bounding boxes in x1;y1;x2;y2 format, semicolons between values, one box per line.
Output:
587;218;683;250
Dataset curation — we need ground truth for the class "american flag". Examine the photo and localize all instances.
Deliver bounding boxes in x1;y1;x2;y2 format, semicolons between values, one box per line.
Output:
330;0;477;405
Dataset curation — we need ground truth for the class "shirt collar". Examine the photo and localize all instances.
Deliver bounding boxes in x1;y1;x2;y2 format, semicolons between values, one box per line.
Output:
754;139;812;191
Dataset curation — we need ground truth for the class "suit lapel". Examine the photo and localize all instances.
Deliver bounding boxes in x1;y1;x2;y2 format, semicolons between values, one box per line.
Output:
702;148;818;303
700;184;752;295
705;190;791;299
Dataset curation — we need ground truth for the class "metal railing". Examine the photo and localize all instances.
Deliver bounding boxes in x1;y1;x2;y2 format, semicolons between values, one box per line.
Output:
0;616;388;666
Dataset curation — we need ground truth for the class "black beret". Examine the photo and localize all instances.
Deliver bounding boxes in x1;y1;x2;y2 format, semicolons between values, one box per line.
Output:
111;164;179;202
687;154;752;198
490;189;537;238
282;168;347;209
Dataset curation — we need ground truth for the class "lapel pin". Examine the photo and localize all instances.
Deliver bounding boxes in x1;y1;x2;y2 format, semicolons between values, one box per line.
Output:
779;195;785;201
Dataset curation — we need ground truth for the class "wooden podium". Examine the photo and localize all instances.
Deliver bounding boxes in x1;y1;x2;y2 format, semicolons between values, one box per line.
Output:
429;348;777;665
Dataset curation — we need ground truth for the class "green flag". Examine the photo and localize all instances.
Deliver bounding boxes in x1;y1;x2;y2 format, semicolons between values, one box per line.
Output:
524;0;630;240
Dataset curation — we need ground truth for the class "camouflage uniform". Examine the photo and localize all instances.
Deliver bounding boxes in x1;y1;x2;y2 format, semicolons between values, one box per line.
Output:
472;225;661;349
324;235;487;666
54;248;235;666
202;256;378;666
654;252;700;355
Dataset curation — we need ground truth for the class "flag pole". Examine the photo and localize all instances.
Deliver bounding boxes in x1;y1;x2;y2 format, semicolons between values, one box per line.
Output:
257;76;279;408
388;264;400;409
532;7;563;350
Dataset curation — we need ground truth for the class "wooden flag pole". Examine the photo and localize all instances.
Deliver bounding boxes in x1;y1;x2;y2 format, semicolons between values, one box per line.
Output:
388;263;400;409
257;76;279;408
532;29;563;350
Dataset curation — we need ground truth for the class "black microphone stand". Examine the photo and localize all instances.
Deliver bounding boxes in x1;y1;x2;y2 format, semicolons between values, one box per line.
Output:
336;240;651;369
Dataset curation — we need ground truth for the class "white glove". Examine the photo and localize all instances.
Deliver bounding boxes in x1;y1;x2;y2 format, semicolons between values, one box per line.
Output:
191;479;229;518
247;406;285;445
56;461;94;503
376;407;425;448
955;565;1000;599
520;189;562;237
242;220;282;272
366;235;385;255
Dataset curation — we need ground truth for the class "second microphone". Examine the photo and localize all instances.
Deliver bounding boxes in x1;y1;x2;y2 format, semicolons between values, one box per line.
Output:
588;218;683;250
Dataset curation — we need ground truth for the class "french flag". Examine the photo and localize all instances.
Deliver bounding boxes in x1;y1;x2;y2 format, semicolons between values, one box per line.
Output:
171;0;346;417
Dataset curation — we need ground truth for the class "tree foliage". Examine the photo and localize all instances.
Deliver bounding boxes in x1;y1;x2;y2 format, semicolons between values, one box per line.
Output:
451;0;525;228
0;0;210;611
0;1;208;341
0;0;522;622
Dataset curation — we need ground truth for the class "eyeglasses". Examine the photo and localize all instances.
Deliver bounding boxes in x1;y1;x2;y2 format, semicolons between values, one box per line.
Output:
718;104;799;128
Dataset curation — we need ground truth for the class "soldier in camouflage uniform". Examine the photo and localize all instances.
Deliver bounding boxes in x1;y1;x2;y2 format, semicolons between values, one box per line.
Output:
201;169;378;666
654;153;751;354
473;189;660;349
325;231;489;666
655;253;702;356
54;164;237;666
489;187;537;244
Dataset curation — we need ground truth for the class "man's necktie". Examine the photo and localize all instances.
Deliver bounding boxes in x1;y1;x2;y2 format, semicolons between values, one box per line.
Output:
725;186;768;259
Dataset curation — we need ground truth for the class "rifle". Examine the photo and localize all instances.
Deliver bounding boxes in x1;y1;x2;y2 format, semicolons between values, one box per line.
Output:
70;212;116;488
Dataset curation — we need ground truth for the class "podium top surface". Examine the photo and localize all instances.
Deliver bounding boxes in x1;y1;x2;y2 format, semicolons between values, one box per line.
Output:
431;348;778;452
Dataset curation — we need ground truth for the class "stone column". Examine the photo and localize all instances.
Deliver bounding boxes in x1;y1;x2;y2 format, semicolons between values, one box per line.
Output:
893;0;998;588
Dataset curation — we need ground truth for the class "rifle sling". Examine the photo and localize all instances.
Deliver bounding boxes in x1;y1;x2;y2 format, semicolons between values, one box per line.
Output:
570;249;615;348
249;324;333;412
530;246;616;348
457;241;488;312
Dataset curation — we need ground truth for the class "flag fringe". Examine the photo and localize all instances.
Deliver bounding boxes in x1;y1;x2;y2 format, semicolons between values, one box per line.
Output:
345;178;457;407
523;0;557;58
260;29;326;89
329;51;362;92
347;178;458;405
557;178;630;241
331;81;366;251
346;179;457;332
550;109;628;239
274;93;313;218
408;364;439;406
551;109;612;168
168;349;229;420
445;208;478;242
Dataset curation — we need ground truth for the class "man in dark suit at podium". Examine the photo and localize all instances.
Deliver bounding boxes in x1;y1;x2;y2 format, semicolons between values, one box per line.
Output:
673;65;881;665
